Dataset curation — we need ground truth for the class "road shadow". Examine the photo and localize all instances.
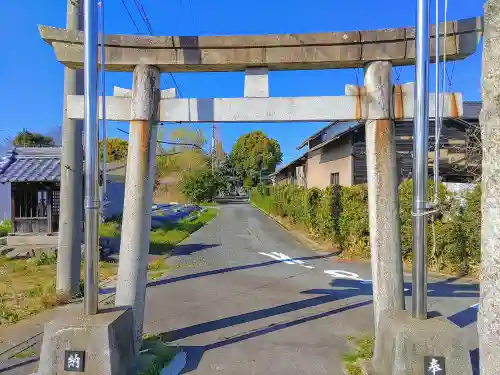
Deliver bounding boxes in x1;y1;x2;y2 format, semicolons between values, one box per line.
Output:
156;277;480;373
214;197;249;205
175;299;373;373
170;243;220;256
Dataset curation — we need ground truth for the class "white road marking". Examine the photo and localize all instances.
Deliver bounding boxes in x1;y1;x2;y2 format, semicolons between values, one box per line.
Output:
271;252;305;264
259;253;295;264
303;265;315;269
324;270;362;280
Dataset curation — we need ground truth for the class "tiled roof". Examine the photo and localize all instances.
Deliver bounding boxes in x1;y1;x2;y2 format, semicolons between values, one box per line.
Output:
0;147;61;183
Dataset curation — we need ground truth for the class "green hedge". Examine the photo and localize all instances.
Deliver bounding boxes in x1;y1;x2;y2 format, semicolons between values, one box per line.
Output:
251;180;481;276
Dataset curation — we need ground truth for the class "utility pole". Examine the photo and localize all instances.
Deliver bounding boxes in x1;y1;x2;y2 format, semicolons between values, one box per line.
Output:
57;0;84;299
412;0;431;320
478;1;500;373
115;65;160;348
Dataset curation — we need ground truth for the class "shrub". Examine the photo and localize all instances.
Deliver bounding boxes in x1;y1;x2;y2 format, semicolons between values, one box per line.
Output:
337;185;370;257
314;186;333;238
0;220;12;237
461;185;481;271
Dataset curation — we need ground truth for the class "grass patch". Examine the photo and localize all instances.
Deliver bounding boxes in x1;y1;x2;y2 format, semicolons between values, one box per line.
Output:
0;220;12;237
149;208;218;256
12;349;36;359
139;335;177;375
0;256;118;326
343;334;375;375
147;258;169;272
99;220;121;238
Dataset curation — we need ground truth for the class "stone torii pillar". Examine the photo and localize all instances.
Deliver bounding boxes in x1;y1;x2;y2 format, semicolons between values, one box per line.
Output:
364;61;405;334
479;1;500;374
114;65;160;347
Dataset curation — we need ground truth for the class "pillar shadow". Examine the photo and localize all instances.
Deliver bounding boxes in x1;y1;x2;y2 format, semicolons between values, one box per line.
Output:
175;299;373;373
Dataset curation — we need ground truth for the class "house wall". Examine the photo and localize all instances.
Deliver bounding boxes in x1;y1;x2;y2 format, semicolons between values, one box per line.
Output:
352;120;475;184
0;183;10;221
306;135;353;189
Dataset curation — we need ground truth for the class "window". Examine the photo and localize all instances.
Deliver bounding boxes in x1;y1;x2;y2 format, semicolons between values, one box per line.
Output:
330;172;340;186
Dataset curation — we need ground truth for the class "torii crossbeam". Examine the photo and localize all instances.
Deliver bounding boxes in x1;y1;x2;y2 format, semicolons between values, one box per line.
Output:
38;17;483;72
66;82;463;123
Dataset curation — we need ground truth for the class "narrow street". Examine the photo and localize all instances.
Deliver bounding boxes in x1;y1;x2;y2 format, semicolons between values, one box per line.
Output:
142;203;480;374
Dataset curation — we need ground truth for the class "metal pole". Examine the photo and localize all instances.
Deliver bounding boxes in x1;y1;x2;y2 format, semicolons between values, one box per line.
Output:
99;0;107;198
364;61;405;338
83;0;100;315
211;124;215;172
57;0;84;299
115;65;160;348
479;2;500;373
434;0;441;201
412;0;431;320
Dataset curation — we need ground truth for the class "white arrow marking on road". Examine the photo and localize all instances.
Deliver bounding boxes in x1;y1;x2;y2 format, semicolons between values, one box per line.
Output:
324;270;362;280
271;252;305;264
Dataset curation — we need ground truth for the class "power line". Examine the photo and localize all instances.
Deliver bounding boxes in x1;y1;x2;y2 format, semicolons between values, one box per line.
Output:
132;0;154;34
116;128;202;149
121;0;184;97
119;0;141;33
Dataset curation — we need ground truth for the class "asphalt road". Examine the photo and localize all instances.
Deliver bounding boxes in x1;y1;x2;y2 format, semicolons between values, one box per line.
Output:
142;203;480;374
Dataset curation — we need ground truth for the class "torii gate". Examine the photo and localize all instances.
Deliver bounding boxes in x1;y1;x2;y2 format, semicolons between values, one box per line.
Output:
38;16;482;374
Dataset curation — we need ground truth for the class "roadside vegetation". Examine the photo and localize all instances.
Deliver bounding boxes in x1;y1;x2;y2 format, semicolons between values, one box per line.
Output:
0;220;12;237
99;208;217;256
0;256;117;326
0;207;216;327
251;180;481;277
342;334;375;375
138;335;178;375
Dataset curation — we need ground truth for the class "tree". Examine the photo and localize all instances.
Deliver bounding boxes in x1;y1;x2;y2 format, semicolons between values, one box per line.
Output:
229;131;282;186
99;138;128;161
180;168;225;202
13;129;55;147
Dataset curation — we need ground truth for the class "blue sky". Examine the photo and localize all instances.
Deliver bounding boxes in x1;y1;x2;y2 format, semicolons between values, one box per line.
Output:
0;0;485;165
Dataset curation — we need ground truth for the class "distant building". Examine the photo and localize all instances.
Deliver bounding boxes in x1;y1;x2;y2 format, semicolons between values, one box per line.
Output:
271;101;481;189
0;147;126;245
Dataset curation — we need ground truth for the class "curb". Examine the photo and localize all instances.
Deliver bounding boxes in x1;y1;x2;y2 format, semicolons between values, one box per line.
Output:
250;202;339;255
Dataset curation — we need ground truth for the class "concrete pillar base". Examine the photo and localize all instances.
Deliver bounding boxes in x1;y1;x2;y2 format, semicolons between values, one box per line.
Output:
372;310;471;375
37;307;136;375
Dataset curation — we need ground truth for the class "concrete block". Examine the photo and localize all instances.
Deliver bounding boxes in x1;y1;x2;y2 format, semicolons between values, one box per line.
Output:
373;310;471;375
38;307;136;375
7;234;58;246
